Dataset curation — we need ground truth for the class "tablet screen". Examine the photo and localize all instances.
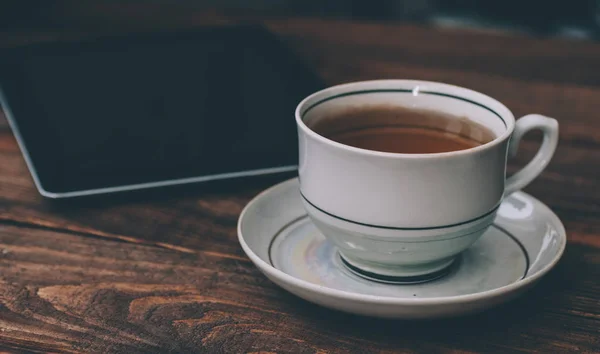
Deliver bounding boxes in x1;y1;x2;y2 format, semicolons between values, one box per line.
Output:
0;25;323;197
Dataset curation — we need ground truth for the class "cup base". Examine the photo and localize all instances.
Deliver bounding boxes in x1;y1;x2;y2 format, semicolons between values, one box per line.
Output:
339;252;457;284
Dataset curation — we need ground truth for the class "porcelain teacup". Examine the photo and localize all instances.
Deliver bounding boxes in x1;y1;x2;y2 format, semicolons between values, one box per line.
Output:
295;80;559;280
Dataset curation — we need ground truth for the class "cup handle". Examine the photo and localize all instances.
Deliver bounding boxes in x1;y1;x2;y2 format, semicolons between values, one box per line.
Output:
505;114;559;195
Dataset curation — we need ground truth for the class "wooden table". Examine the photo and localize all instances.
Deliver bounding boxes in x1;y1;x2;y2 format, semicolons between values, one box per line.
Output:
1;6;600;353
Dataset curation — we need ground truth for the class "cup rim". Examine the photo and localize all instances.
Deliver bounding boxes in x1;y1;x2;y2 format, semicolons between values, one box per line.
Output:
295;79;516;159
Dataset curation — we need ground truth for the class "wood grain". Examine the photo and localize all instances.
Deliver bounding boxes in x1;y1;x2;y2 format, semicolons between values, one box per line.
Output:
1;4;600;353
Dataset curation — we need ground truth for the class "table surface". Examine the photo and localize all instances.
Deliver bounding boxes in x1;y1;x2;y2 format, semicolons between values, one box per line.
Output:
1;5;599;353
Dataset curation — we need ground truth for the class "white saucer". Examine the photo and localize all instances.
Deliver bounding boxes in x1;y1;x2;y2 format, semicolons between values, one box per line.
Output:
237;178;566;319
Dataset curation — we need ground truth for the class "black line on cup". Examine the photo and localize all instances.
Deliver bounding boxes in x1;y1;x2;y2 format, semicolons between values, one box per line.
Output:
268;215;309;267
339;253;457;285
491;224;530;279
301;89;507;128
300;191;500;231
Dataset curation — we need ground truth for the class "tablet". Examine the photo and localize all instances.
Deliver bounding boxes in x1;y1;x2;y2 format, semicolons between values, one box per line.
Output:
0;25;324;198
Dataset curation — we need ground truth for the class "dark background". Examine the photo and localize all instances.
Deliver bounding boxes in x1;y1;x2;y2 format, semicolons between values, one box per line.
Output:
1;0;599;40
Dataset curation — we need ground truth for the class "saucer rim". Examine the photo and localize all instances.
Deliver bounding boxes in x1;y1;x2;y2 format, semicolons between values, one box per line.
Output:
237;178;567;306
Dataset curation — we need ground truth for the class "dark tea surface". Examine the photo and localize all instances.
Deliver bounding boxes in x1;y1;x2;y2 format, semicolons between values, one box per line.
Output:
308;105;495;154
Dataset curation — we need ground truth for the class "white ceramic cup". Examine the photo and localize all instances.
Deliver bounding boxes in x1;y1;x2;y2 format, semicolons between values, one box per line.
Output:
295;80;559;281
